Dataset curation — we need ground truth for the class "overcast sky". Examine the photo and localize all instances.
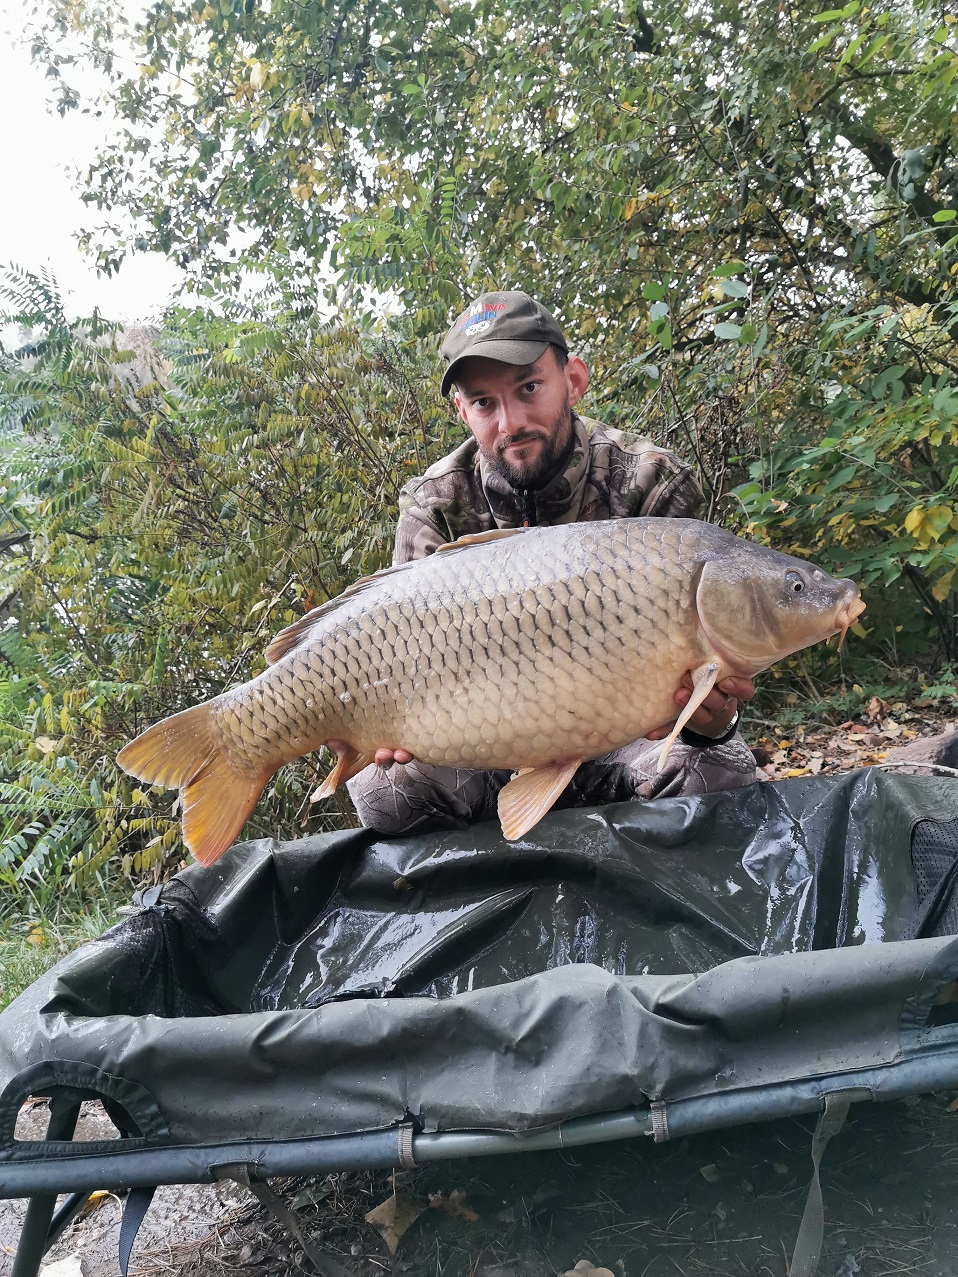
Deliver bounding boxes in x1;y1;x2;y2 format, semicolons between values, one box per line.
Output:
0;1;185;324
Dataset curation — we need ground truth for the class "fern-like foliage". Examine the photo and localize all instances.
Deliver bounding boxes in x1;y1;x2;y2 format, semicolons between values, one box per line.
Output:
0;270;460;911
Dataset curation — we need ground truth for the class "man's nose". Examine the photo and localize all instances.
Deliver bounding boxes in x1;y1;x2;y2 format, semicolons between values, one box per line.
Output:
497;398;530;437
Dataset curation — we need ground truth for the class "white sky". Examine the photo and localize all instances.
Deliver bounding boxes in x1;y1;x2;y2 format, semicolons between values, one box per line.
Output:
0;1;185;324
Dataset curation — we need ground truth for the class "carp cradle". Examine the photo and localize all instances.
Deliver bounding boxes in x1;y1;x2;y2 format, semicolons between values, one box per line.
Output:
3;767;958;1275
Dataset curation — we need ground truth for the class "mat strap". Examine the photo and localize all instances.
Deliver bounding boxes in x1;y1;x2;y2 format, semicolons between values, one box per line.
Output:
789;1088;871;1277
218;1163;351;1277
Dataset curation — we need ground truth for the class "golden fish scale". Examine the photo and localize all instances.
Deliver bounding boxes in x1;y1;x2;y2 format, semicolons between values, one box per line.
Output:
214;520;707;774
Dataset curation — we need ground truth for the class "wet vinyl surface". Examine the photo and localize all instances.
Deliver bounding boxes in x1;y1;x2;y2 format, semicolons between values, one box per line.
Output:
6;773;958;1270
248;772;926;1014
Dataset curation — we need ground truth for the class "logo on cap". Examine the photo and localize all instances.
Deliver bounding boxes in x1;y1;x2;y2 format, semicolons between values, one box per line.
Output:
460;300;506;339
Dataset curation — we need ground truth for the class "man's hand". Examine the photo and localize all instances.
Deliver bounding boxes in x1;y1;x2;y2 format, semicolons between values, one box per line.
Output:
373;746;415;767
646;675;755;742
325;741;415;768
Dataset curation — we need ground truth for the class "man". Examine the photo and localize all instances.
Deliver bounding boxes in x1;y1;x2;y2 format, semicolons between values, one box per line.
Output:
346;291;756;835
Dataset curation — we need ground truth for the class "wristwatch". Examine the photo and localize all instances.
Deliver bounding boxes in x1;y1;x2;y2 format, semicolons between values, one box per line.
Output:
680;709;741;749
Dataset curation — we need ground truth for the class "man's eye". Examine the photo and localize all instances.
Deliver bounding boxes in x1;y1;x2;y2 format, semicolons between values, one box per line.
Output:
522;382;540;394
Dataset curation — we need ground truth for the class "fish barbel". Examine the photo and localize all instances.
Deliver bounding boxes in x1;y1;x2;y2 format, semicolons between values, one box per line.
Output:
117;519;864;863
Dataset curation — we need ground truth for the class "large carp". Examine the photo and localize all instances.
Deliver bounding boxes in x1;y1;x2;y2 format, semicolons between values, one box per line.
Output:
117;518;864;863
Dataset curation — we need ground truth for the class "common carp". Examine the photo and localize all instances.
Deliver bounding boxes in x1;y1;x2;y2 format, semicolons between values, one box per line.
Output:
117;518;864;863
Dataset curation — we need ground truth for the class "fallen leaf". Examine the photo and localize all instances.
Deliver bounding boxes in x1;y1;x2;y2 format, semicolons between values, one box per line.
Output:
364;1191;422;1254
560;1262;616;1277
428;1188;479;1221
882;719;903;738
807;755;825;774
772;1161;789;1174
39;1259;87;1277
392;876;414;891
947;1095;958;1112
79;1190;118;1216
699;1162;722;1182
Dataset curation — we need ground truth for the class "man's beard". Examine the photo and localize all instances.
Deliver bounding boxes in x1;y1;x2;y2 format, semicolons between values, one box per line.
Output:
483;401;574;490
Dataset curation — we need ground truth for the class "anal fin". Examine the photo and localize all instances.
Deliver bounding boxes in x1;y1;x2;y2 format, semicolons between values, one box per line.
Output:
656;661;719;772
497;759;582;842
310;743;375;801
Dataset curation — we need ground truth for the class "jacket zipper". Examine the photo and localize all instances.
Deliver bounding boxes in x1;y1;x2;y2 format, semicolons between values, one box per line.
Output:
522;488;537;528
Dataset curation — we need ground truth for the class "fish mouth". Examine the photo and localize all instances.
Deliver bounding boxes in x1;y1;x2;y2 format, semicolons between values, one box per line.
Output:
831;592;866;649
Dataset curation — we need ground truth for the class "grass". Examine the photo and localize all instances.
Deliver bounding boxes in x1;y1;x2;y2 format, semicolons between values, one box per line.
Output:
0;899;121;1010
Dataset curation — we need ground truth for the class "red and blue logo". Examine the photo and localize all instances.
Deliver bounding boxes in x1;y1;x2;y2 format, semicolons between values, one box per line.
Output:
460;301;506;338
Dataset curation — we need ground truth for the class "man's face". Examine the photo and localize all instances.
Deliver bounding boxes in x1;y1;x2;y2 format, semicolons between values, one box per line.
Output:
453;350;589;489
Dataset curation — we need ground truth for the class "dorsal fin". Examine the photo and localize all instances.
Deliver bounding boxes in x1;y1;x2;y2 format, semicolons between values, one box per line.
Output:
435;528;530;553
263;563;415;665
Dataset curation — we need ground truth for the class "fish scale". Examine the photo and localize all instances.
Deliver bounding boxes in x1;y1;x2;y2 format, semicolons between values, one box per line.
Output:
117;518;864;864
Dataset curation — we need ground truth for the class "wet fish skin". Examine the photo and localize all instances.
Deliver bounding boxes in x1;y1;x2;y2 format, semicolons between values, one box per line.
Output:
117;518;863;863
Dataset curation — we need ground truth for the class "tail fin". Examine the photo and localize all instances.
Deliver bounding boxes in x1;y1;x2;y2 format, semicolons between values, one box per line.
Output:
117;702;274;866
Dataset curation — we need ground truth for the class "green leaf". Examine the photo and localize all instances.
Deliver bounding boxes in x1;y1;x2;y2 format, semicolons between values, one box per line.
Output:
641;282;668;301
713;322;742;340
713;261;747;279
933;210;957;223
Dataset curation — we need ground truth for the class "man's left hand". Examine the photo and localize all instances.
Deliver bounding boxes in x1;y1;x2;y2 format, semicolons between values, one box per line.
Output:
646;675;755;742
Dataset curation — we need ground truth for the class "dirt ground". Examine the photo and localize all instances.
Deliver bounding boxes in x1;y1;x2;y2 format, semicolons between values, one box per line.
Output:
5;702;958;1277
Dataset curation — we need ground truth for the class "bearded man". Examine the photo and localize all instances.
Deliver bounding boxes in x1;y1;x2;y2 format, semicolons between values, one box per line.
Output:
345;291;757;836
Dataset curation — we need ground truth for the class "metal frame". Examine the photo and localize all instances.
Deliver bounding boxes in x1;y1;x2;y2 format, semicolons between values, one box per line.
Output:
7;1047;958;1277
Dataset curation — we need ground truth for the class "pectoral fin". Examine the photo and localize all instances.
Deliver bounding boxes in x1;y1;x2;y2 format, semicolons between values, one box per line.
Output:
435;527;530;553
310;743;375;801
656;661;720;772
497;758;582;842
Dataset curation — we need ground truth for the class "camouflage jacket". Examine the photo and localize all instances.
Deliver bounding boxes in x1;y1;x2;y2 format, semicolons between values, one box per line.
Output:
394;415;705;564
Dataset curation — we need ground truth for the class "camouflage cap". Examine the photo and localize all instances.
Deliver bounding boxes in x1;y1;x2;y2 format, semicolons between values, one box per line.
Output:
440;291;569;396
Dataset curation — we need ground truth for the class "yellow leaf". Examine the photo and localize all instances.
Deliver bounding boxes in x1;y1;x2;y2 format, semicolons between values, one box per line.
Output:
249;60;265;90
27;926;45;948
904;506;925;537
933;569;956;602
34;735;57;753
624;197;638;221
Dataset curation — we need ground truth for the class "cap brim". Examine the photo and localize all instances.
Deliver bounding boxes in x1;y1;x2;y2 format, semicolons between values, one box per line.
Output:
440;340;551;396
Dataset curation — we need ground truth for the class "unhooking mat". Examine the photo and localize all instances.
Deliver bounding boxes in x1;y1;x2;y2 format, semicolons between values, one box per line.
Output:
4;767;958;1159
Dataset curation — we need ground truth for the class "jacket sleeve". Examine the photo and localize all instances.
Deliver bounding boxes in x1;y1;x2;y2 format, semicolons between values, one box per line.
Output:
393;503;449;565
640;459;706;520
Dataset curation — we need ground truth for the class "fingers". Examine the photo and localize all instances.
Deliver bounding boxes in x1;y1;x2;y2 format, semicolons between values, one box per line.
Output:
374;746;414;767
718;676;756;702
327;741;414;768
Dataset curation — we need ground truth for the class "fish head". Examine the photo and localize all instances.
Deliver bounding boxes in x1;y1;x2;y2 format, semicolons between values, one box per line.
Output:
696;544;865;675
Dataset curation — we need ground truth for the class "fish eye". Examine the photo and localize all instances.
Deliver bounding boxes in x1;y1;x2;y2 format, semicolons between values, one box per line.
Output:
785;570;805;594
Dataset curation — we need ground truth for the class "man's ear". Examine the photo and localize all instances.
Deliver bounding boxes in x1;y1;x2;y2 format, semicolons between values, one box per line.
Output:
565;355;589;407
453;390;469;426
